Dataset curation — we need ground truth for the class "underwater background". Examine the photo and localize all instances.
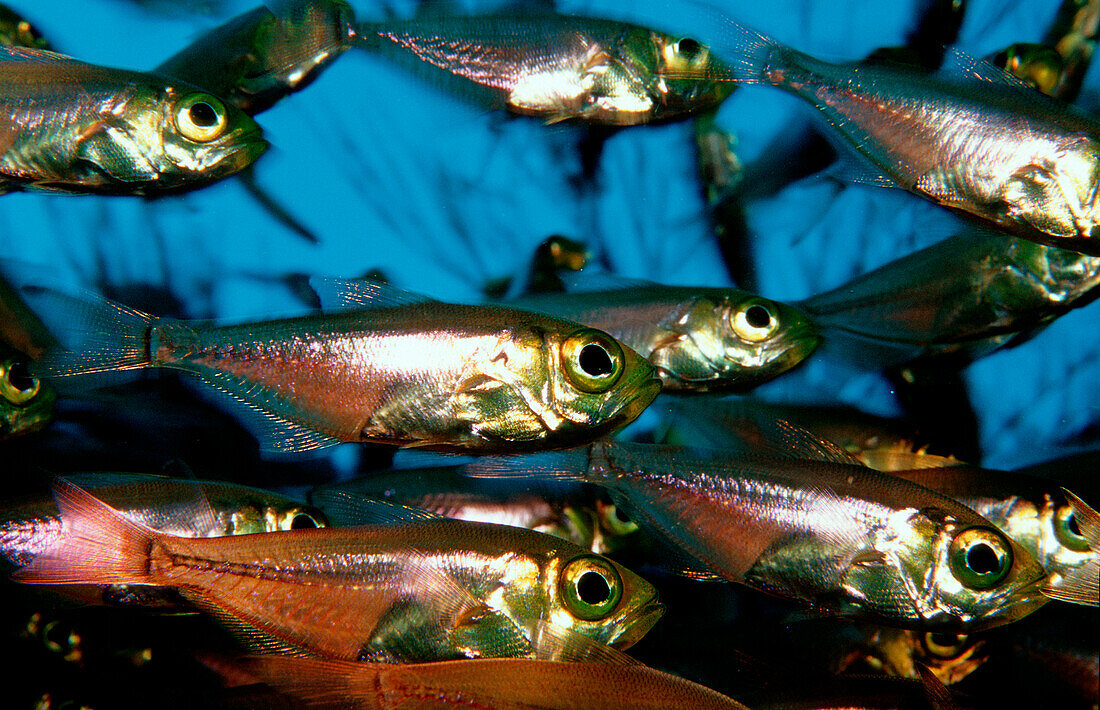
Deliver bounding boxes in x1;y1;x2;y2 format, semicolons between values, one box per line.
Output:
1;0;1098;707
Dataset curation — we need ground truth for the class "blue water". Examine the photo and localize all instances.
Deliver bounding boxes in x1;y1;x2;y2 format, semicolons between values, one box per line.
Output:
5;0;1098;473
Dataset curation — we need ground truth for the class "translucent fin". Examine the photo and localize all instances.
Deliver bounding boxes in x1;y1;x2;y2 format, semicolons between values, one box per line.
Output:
0;46;73;64
858;451;965;472
59;474;220;539
308;276;436;311
183;593;314;657
1042;560;1099;606
20;285;156;378
916;663;963;710
13;478;156;586
449;605;533;658
187;368;342;453
463;450;590;483
308;488;440;526
1064;489;1100;551
656;1;780;84
531;620;640;664
237;656;371;707
939;47;1036;92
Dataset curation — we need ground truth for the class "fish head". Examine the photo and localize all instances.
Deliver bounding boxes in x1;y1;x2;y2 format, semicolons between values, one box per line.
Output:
847;505;1049;631
152;83;268;189
995;42;1063;94
0;354;55;439
649;293;819;391
1036;489;1099;591
220;501;329;535
648;31;735;117
540;551;664;652
542;327;661;440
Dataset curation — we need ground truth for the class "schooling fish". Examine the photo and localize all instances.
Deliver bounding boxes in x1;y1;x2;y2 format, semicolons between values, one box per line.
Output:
696;6;1100;254
154;0;356;116
16;479;663;663
0;4;51;50
994;0;1100;102
0;46;266;195
238;655;749;709
509;277;818;392
358;13;733;125
799;229;1100;365
469;440;1049;631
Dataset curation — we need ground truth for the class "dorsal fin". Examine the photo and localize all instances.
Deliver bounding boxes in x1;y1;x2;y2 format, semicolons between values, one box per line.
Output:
939;46;1038;92
308;276;436;311
308;488;440;526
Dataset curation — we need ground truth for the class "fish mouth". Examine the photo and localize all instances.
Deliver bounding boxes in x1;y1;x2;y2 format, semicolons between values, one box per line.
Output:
614;376;663;423
218;131;268;173
611;598;665;650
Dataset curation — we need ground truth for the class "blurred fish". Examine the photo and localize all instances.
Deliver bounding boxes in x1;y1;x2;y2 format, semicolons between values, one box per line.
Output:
844;626;986;687
0;46;266;195
16;479;663;662
0;4;51;50
311;465;639;555
490;234;591;299
702;8;1100;254
470;440;1049;631
993;0;1100;102
26;278;661;453
154;0;356;116
358;12;733;125
238;655;749;709
800;230;1100;365
510;277;818;392
0;350;53;439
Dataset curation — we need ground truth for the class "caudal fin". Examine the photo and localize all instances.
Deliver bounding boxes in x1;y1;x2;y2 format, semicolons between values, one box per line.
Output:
21;285;156;378
12;478;156;586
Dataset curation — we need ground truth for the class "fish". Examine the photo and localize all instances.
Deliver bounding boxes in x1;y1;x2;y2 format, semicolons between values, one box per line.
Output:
691;6;1100;254
509;277;818;392
0;4;51;50
311;465;639;555
358;13;734;125
489;234;592;300
25;278;659;453
15;479;664;663
0;46;266;195
800;229;1100;365
154;0;356;116
469;439;1050;631
236;655;749;709
0;350;53;439
993;0;1100;102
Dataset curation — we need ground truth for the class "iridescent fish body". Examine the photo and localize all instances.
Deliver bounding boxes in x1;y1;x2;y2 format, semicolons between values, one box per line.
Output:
358;13;733;124
707;10;1100;253
510;282;818;391
16;480;664;663
312;466;639;555
471;440;1049;630
154;0;356;115
29;280;660;453
890;467;1099;607
0;47;266;195
239;656;748;709
800;229;1100;364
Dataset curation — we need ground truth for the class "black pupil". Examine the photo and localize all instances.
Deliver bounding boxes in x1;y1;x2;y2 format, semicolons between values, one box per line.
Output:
745;305;772;329
579;343;614;377
1067;513;1081;537
679;38;701;58
6;361;35;393
966;543;1001;575
291;515;317;530
929;632;958;647
577;571;611;605
189;101;218;128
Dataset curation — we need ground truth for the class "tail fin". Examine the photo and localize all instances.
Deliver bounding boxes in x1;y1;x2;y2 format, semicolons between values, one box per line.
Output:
1042;489;1099;607
21;285;156;378
12;478;156;586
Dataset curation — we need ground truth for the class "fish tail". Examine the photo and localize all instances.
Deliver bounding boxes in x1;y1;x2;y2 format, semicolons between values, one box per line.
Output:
239;655;384;708
23;286;157;378
12;478;157;587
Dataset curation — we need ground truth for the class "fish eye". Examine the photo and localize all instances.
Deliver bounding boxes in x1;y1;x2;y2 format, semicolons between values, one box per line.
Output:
600;503;639;537
175;93;229;143
922;631;969;659
561;555;623;620
677;37;702;60
949;527;1013;590
560;330;625;393
1053;504;1091;552
730;300;779;342
0;358;41;405
285;508;326;531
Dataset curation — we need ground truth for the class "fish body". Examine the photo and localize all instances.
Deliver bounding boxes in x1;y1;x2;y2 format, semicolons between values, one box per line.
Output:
713;15;1100;253
474;441;1049;630
239;656;748;709
17;480;663;662
0;46;265;195
155;0;356;115
359;14;733;125
312;466;639;555
30;281;660;453
511;284;818;391
800;230;1100;363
